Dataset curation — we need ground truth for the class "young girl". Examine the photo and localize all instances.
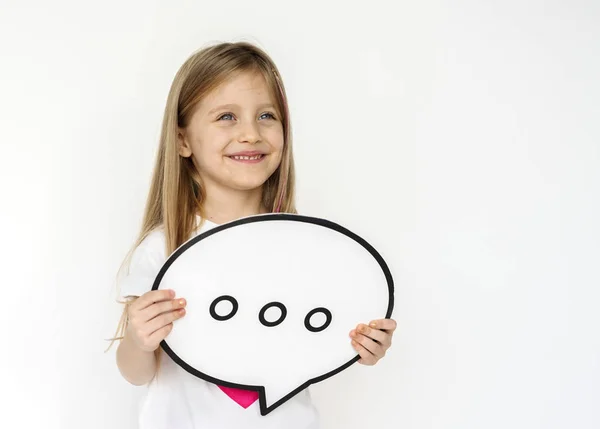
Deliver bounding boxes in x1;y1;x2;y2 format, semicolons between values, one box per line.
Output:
112;41;397;429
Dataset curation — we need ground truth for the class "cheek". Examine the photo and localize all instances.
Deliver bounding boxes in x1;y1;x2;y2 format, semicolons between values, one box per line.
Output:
272;135;285;165
267;128;285;152
192;130;229;158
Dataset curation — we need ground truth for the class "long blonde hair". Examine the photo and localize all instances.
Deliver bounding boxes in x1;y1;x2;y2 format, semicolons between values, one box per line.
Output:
107;41;297;354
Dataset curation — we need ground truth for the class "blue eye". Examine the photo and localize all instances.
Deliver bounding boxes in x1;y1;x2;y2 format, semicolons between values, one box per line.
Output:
259;112;276;120
218;113;234;121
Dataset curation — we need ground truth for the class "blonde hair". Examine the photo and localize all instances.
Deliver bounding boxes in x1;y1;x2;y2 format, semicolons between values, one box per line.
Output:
107;41;297;359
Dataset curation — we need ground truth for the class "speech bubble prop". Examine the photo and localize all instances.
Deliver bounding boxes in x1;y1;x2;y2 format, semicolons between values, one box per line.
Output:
152;214;394;415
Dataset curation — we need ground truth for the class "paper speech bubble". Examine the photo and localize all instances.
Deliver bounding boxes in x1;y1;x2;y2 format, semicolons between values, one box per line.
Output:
152;214;394;415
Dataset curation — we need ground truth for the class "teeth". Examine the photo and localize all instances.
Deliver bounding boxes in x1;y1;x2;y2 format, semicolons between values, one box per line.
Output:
232;155;262;160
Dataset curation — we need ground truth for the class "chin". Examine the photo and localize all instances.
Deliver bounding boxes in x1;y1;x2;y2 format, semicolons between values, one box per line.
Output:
229;176;272;191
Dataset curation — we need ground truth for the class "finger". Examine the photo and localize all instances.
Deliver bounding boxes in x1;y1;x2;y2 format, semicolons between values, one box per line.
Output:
351;339;378;365
355;324;390;346
140;298;187;323
133;289;176;311
350;331;385;358
148;322;174;346
147;307;186;335
369;318;397;333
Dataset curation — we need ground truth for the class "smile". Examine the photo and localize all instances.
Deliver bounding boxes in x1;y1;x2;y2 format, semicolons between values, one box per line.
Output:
230;154;263;160
227;153;267;164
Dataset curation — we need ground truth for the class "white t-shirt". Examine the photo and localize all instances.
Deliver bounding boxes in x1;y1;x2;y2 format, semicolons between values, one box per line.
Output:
119;217;321;429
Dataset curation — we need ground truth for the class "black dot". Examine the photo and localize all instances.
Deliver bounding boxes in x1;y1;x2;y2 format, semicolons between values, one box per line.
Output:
258;302;287;327
304;307;332;332
209;295;238;321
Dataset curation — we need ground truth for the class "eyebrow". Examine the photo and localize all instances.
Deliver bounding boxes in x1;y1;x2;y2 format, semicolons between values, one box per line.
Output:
207;103;276;115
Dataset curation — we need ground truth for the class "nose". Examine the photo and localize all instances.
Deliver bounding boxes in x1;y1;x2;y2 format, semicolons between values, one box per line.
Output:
236;120;260;144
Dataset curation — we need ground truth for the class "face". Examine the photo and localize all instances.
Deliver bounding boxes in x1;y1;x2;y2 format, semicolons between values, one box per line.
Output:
178;71;284;195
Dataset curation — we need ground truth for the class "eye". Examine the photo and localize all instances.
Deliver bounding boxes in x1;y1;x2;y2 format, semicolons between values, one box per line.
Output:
259;112;276;120
217;113;235;121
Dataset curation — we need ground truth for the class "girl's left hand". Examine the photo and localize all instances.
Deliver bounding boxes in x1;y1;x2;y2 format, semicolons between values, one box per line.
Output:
349;318;397;365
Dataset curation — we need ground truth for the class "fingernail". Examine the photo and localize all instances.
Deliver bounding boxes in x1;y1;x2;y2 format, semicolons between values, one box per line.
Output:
170;290;176;297
179;308;186;314
370;322;377;328
179;299;186;306
358;325;366;333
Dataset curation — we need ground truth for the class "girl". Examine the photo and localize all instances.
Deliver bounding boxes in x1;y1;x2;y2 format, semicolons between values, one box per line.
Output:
112;41;397;429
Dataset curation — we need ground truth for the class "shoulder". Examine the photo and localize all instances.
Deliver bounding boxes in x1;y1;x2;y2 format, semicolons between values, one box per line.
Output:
119;227;168;299
137;227;167;255
130;227;168;268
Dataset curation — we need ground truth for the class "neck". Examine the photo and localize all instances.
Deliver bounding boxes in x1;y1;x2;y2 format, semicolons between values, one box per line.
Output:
201;185;267;225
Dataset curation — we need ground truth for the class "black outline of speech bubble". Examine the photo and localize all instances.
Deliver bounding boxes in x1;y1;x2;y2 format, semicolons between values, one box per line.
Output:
151;213;394;416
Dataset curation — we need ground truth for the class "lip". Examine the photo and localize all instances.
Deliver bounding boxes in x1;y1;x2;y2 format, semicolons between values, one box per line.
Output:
226;150;266;157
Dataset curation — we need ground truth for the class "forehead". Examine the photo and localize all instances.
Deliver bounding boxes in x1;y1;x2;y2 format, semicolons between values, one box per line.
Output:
202;70;274;107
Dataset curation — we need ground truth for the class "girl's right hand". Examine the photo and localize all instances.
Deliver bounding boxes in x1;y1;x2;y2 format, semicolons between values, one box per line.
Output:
126;289;187;352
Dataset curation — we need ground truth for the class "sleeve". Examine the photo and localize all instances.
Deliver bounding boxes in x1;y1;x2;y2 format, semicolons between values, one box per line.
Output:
118;230;167;301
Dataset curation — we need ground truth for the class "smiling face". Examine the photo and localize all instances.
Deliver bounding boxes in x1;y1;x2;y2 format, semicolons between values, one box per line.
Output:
178;70;284;197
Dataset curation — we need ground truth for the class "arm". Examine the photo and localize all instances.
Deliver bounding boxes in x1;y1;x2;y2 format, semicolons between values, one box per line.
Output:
116;328;157;385
116;290;187;385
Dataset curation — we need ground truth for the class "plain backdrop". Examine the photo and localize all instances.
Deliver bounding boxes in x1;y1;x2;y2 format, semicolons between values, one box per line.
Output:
1;1;599;428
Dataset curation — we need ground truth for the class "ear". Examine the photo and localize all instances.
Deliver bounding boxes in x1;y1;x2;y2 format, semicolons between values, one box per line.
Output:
177;128;193;158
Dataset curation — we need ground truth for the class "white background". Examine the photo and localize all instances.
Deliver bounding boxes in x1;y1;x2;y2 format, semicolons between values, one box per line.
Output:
1;1;598;428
